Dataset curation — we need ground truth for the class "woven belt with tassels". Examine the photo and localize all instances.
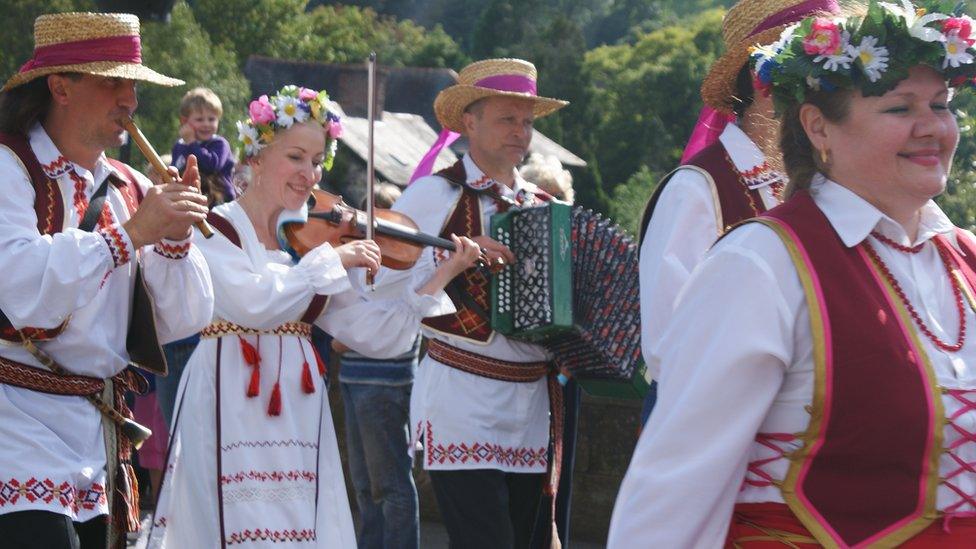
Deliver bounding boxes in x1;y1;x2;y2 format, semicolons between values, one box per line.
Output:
201;319;328;416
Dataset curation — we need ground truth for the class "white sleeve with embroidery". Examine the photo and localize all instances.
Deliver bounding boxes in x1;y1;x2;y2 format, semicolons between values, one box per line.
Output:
639;168;721;381
195;222;351;331
608;224;798;549
0;147;121;328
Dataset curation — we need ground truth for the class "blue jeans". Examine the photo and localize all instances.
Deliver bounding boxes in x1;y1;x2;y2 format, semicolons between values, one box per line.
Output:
156;338;198;426
340;382;418;549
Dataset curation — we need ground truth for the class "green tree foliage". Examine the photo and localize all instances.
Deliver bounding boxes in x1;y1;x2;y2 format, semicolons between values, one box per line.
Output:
0;0;96;79
609;165;659;236
193;0;466;69
582;8;725;195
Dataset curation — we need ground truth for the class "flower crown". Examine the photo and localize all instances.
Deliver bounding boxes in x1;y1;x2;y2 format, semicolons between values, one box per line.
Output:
236;85;343;170
750;0;976;112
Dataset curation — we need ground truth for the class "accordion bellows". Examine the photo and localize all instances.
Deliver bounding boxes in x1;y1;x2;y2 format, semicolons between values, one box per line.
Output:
491;203;648;398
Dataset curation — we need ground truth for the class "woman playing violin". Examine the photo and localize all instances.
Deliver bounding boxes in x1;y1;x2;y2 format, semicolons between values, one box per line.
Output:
146;85;481;548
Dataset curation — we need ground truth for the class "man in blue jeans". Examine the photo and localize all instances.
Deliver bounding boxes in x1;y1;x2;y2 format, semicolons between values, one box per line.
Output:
337;336;421;549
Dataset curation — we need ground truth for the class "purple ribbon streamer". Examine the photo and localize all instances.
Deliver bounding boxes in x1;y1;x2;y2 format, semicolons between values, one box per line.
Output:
409;128;460;184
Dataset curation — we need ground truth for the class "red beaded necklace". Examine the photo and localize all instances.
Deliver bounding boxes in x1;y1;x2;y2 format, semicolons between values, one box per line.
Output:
863;236;966;352
870;231;925;254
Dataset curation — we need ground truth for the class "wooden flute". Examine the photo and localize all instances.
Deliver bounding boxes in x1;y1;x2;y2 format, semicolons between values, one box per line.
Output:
121;116;214;239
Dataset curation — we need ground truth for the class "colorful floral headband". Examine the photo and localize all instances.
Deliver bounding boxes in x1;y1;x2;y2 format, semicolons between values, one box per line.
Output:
236;85;343;170
750;0;976;112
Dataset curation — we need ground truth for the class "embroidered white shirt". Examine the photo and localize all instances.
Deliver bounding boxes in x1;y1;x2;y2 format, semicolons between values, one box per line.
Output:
379;153;552;473
0;123;214;521
639;124;781;380
609;176;976;548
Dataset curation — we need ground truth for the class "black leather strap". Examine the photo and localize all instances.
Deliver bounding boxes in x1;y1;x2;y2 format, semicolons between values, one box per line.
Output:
78;178;111;232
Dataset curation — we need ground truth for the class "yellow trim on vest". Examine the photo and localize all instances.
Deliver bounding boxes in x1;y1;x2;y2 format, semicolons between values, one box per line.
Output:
749;218;835;547
752;218;942;547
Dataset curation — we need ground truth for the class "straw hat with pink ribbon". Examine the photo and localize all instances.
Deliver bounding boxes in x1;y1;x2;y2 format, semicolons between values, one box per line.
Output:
411;58;568;183
2;12;184;92
681;0;841;162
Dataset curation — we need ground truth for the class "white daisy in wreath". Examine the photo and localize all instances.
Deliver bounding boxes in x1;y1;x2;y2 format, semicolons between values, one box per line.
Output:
237;120;263;156
815;30;854;72
880;0;947;42
944;32;975;68
848;36;889;82
275;95;309;128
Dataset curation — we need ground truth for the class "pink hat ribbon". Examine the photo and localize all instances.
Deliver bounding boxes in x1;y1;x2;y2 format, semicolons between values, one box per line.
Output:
19;35;142;73
751;0;840;36
409;72;540;184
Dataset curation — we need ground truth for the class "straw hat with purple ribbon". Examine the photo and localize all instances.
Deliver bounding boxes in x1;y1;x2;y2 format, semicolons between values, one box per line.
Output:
433;58;568;133
2;12;184;92
700;0;841;113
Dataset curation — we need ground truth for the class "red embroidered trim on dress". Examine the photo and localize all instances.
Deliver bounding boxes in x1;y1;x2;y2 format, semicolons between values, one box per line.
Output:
424;421;547;468
0;478;105;513
226;528;316;544
98;223;131;268
220;470;317;485
153;240;191;260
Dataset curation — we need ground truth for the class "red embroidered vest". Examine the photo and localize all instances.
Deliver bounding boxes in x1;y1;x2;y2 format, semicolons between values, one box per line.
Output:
420;160;496;343
0;132;167;373
750;192;976;547
638;140;768;247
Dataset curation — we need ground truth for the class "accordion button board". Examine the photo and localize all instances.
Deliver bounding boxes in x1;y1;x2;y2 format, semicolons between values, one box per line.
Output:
490;202;649;399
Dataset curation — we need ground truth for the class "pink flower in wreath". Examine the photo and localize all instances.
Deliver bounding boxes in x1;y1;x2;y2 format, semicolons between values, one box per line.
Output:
943;17;976;46
298;87;318;101
249;95;276;125
803;19;843;56
326;119;343;139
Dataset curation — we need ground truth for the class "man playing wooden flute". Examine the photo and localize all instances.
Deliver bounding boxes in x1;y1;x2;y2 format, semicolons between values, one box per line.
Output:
0;12;213;549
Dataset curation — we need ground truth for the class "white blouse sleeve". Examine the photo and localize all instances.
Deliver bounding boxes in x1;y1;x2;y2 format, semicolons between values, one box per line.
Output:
609;224;800;548
141;241;214;343
0;148;118;328
639;168;721;380
198;226;351;331
316;260;455;359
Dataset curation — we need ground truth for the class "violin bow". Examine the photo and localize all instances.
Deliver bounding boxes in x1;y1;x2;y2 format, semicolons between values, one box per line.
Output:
365;51;377;288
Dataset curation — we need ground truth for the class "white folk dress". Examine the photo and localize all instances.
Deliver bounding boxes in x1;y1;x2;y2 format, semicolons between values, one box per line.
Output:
639;124;781;379
387;154;552;474
147;201;452;548
609;176;976;548
0;123;214;522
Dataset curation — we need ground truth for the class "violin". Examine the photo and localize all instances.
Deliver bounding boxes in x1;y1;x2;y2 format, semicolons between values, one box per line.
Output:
281;189;485;270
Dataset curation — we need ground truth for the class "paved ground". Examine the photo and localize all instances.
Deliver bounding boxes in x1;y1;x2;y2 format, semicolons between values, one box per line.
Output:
130;513;606;548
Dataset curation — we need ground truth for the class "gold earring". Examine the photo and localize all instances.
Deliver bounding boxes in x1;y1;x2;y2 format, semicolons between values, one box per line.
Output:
819;147;829;165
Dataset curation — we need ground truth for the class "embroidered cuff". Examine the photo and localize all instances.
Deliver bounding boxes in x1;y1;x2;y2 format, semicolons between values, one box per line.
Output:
98;223;134;269
154;238;192;260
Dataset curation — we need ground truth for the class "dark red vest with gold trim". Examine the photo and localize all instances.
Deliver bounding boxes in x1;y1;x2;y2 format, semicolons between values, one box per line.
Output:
638;140;768;247
419;159;550;344
0;132;158;363
420;160;495;343
750;191;976;547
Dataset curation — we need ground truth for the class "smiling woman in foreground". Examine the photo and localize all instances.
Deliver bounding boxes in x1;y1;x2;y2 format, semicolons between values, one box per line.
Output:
608;2;976;547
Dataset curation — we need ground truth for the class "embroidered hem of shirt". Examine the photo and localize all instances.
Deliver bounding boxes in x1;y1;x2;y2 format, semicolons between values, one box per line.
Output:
0;477;106;516
219;470;317;486
153;239;192;260
97;223;133;268
423;420;547;469
226;528;316;545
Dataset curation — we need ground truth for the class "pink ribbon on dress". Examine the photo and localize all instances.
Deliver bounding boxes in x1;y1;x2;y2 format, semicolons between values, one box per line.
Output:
19;35;142;73
409;73;540;184
680;106;736;163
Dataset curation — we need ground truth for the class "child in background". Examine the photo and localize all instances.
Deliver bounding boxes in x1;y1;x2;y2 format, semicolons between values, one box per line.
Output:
172;87;235;206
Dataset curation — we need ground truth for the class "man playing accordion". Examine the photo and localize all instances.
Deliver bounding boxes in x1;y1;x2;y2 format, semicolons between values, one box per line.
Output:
378;58;568;549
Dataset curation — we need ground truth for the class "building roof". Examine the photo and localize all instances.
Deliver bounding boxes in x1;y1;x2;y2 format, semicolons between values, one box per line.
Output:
329;103;457;187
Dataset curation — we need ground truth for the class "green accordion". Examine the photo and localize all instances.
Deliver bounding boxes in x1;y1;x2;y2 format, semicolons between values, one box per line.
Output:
490;202;648;400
